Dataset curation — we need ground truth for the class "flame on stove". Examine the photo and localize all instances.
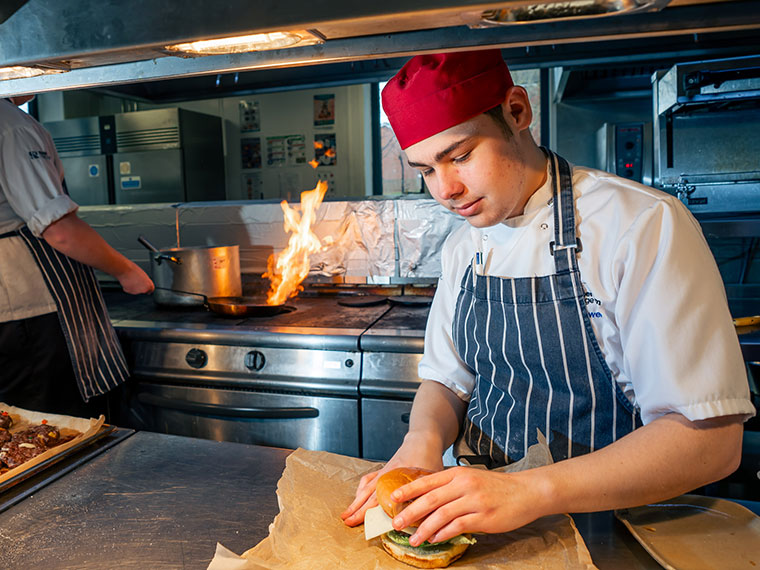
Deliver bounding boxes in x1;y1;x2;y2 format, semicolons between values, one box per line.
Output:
263;180;329;305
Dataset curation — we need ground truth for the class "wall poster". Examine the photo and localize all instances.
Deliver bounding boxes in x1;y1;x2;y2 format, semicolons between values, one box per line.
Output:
313;133;337;166
239;100;260;133
267;135;305;167
286;135;306;166
242;172;263;200
313;94;335;127
241;137;262;169
266;136;287;167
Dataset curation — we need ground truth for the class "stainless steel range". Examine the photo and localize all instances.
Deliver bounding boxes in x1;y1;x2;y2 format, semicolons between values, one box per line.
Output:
653;55;760;214
107;288;431;459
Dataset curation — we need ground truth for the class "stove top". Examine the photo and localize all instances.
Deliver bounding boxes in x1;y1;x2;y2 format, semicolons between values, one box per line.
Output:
103;289;430;351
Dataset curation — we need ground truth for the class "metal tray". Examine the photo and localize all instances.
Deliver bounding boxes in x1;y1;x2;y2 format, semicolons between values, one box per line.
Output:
615;494;760;570
0;423;116;494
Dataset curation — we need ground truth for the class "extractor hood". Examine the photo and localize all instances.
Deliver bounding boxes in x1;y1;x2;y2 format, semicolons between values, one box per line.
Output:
1;0;759;97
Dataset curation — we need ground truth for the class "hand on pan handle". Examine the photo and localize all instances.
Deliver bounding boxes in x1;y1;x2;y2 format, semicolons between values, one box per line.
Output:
118;261;155;295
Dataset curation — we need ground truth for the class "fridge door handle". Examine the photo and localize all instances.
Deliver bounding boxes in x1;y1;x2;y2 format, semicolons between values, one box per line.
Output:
137;392;320;419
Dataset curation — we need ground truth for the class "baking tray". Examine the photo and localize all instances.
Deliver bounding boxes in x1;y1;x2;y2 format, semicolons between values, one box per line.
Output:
0;422;115;494
615;494;760;569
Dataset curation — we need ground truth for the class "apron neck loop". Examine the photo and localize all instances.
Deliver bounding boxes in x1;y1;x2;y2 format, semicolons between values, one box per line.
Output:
543;148;581;274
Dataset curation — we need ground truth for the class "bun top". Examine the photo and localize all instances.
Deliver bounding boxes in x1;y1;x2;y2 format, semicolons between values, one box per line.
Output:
376;467;433;521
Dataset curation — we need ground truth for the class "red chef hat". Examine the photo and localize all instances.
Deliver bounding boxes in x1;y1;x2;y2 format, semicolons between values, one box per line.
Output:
381;50;513;149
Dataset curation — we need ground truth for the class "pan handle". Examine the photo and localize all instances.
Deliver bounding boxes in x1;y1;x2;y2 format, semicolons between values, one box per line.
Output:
154;286;208;302
137;235;181;265
137;392;320;419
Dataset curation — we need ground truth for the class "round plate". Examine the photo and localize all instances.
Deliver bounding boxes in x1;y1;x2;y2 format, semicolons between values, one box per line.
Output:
387;295;433;307
337;295;388;307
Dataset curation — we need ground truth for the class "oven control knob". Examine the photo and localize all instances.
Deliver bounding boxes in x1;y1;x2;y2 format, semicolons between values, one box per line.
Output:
185;348;208;369
245;350;266;371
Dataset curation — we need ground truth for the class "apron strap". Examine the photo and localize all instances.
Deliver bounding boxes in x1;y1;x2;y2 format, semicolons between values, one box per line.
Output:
544;148;581;275
16;225;129;401
0;229;20;240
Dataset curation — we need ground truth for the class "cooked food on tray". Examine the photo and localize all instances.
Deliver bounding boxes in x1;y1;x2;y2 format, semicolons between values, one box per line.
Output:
0;414;80;474
0;410;12;430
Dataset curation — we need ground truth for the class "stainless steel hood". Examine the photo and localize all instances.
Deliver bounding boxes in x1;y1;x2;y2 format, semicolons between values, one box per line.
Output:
1;0;759;97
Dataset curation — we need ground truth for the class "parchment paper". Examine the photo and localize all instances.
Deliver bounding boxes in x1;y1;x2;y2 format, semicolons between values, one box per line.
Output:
0;402;105;485
209;435;598;569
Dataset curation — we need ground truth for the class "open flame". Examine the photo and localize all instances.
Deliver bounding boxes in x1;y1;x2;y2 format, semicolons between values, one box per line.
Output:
263;180;329;305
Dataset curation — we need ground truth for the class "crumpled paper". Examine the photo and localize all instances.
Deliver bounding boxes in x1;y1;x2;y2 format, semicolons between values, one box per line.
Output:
208;434;598;570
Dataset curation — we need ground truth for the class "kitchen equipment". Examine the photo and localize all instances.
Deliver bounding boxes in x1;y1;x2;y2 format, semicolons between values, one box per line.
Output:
150;286;287;318
653;55;760;214
46;108;225;206
207;296;287;318
336;295;388;307
358;303;428;461
44;116;115;206
387;295;433;306
596;122;653;185
108;289;406;458
118;332;364;456
138;236;242;307
734;315;760;328
615;495;760;570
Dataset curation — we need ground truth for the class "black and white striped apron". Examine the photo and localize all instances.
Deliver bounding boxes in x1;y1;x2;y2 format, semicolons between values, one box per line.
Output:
0;226;129;402
453;150;641;467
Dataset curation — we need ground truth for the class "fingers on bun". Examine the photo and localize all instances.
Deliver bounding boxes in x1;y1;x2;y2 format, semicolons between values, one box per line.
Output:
375;467;475;568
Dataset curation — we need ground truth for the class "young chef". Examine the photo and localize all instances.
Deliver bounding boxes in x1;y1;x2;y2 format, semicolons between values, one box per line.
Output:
0;95;154;417
342;50;754;546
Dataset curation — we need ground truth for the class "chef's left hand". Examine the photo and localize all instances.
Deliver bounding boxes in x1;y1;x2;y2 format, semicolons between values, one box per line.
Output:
389;466;548;546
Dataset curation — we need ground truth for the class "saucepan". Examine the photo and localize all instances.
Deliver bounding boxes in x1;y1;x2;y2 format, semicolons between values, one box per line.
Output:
138;236;242;307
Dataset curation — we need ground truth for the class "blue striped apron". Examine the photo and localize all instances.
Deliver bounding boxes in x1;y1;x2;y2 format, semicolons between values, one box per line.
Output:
1;226;129;402
453;150;641;467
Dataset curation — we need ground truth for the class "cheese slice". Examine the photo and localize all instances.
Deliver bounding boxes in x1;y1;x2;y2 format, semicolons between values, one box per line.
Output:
364;505;416;540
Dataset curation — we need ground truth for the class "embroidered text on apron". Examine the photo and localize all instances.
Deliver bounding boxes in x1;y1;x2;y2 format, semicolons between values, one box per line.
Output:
7;226;129;401
453;150;641;468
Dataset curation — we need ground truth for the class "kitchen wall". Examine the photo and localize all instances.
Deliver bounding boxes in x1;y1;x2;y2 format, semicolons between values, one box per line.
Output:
36;84;374;202
78;196;461;283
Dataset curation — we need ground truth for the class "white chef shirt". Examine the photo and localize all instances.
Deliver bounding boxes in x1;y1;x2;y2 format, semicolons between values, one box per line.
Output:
419;163;755;425
0;98;78;322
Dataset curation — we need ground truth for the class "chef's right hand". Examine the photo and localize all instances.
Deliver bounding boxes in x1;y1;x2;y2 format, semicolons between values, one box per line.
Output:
340;433;444;527
118;263;155;295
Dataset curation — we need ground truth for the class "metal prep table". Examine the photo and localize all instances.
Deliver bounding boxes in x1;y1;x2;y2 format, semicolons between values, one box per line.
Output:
5;430;757;569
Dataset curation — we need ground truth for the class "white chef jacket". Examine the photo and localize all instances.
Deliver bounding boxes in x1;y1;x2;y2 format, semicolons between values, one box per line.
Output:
0;98;78;322
419;163;755;425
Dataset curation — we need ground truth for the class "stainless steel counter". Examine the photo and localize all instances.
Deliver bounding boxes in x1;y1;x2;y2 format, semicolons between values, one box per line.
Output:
0;432;290;569
1;431;758;569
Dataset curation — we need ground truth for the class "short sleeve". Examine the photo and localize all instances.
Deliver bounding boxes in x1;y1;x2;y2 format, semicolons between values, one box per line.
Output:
613;197;754;424
418;243;477;401
0;124;78;237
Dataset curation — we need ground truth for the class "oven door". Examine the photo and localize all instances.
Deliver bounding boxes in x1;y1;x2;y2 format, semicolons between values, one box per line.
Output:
121;382;360;456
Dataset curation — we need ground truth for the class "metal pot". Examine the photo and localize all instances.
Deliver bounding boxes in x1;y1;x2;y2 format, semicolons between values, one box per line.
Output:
139;236;242;307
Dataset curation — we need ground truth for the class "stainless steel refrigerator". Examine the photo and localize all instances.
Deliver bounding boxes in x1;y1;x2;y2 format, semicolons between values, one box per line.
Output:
45;107;225;205
44;115;115;206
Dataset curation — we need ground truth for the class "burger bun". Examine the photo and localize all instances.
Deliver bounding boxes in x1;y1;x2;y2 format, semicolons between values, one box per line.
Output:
376;467;434;522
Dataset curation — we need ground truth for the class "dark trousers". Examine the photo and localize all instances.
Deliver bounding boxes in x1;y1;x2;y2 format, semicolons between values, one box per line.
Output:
0;312;109;419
